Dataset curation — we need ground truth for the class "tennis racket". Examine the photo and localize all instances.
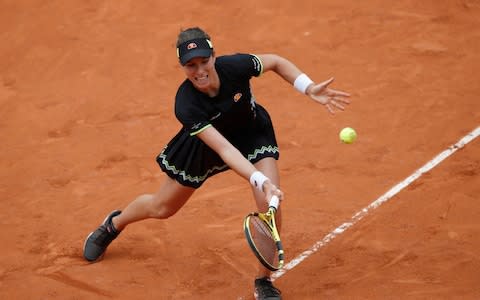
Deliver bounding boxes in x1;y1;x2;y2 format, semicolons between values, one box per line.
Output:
243;195;284;271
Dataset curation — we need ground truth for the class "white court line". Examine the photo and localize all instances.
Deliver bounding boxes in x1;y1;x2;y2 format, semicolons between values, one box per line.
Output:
272;126;480;281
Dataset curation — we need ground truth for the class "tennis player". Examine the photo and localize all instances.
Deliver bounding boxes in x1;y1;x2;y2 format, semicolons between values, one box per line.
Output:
83;26;350;300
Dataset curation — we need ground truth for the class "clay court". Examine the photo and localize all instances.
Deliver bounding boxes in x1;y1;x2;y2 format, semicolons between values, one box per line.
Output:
1;1;479;299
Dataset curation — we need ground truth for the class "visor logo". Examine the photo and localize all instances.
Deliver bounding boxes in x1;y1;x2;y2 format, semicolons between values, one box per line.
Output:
187;43;197;50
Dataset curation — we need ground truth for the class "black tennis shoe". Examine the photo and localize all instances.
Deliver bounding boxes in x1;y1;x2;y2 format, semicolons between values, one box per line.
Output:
254;277;282;300
83;210;122;262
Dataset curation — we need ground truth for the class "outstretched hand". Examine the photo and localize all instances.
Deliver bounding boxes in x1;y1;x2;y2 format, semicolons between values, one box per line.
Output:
307;77;351;114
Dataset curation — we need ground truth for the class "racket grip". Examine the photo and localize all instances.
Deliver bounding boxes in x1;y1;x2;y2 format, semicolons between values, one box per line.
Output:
269;195;280;210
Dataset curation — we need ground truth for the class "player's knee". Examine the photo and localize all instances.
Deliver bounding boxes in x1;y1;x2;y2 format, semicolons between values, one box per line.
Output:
150;207;177;219
149;202;179;219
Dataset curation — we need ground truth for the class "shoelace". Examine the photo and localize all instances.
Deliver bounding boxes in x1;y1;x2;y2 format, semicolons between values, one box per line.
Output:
93;224;118;246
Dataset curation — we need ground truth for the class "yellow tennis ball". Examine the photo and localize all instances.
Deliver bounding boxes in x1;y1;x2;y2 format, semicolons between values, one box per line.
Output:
339;127;357;144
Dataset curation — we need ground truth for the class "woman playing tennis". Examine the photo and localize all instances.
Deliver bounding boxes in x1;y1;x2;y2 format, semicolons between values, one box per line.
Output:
83;26;350;300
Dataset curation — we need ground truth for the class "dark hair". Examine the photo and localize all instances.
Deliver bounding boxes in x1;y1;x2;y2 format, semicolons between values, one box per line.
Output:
176;27;211;47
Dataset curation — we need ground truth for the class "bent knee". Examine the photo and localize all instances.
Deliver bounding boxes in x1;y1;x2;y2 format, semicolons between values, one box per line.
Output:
148;200;182;219
146;180;193;219
150;207;178;219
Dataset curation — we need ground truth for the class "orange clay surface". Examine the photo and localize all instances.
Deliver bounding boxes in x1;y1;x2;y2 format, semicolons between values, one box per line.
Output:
1;1;479;299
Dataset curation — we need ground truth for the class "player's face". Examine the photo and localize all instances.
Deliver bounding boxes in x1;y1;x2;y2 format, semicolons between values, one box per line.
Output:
183;55;217;91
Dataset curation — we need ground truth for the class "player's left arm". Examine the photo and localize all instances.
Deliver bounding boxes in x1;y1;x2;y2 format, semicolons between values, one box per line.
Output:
256;54;351;114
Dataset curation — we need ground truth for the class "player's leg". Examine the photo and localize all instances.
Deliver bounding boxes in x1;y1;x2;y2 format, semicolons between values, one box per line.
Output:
251;157;283;299
83;175;195;261
111;176;196;231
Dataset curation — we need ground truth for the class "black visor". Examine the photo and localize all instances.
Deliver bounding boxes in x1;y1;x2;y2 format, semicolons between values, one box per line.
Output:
177;38;213;65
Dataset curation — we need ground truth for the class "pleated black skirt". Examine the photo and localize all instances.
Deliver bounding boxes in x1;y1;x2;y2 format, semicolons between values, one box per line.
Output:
156;104;279;188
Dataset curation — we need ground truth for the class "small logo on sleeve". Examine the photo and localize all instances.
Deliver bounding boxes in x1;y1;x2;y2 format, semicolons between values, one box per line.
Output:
209;112;222;120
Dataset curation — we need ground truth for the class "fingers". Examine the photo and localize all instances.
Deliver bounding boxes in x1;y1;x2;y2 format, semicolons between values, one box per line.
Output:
320;77;335;87
264;182;284;203
332;96;350;103
330;89;350;97
331;100;346;110
311;81;350;98
324;97;348;114
325;103;336;114
309;77;333;94
264;181;282;195
270;186;284;200
308;78;351;114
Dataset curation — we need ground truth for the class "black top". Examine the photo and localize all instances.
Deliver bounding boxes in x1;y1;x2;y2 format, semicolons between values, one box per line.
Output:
174;53;263;137
157;53;279;188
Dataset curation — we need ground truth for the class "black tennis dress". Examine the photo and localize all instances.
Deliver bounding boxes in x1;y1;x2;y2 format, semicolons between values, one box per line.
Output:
156;54;279;188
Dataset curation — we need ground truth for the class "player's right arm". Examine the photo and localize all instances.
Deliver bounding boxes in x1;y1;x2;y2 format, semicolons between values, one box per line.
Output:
196;125;282;201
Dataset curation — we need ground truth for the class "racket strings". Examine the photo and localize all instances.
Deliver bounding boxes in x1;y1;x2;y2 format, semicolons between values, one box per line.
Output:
252;217;273;237
249;216;278;267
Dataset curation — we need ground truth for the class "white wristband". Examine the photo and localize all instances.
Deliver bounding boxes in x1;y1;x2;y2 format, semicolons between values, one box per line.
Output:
249;171;269;192
294;73;314;94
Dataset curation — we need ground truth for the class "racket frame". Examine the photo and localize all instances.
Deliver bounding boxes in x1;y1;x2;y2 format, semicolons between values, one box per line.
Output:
243;196;284;271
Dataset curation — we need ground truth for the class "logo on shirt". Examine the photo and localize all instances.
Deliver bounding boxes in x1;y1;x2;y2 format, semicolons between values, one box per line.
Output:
233;93;242;102
191;122;202;130
209;112;221;120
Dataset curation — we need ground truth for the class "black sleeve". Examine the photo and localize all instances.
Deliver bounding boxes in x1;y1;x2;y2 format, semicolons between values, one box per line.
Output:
174;82;212;136
220;53;264;79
